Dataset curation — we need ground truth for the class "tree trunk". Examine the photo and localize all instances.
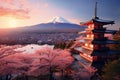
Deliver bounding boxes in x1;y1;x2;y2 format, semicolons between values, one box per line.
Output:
61;70;64;80
0;76;2;80
8;74;12;80
25;76;28;80
49;67;54;80
6;75;8;80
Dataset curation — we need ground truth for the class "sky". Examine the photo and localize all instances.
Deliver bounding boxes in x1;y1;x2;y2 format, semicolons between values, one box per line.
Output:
0;0;120;30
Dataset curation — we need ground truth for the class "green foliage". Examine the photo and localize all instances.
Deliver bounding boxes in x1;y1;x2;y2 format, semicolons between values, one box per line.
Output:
110;29;120;51
54;40;74;49
102;59;120;80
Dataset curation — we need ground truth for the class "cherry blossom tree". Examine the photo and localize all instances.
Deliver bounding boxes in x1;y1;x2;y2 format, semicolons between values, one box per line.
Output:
0;45;22;59
27;47;74;80
0;45;74;80
0;52;33;80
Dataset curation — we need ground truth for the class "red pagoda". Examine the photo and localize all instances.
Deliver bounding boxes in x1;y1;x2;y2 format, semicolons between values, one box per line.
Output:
80;2;118;71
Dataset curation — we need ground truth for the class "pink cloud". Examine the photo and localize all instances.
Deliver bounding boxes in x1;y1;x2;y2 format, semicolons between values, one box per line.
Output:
0;7;29;19
0;0;30;19
44;3;49;8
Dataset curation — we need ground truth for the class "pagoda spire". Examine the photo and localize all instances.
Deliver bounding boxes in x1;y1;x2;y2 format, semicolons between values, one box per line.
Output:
94;2;99;19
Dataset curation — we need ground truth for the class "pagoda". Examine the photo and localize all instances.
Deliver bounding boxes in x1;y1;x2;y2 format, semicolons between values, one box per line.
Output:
73;2;118;72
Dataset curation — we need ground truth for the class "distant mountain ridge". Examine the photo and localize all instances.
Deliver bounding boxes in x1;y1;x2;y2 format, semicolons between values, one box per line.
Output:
7;16;86;33
18;22;86;32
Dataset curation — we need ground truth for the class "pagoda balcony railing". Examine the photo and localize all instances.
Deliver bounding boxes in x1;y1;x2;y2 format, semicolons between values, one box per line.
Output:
74;47;92;55
93;37;108;41
92;39;118;44
80;53;93;62
82;46;93;51
94;47;109;51
82;49;93;55
85;28;93;31
86;31;92;34
83;37;93;40
93;29;117;34
94;27;106;30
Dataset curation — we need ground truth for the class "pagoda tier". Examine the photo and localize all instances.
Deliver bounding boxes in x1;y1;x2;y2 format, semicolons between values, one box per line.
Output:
74;47;92;55
83;37;93;41
81;18;114;26
78;2;119;72
92;29;117;34
93;18;114;25
74;47;93;62
80;53;93;62
92;40;118;44
82;46;93;51
91;50;119;56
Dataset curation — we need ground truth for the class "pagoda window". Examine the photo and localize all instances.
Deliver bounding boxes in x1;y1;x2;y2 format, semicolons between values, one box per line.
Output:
93;56;98;61
90;44;94;48
91;24;94;28
83;53;87;56
99;34;104;38
87;34;90;38
85;43;88;47
88;24;94;29
101;45;106;48
91;34;94;38
94;33;104;39
88;25;91;29
87;34;94;38
94;34;99;39
94;45;99;50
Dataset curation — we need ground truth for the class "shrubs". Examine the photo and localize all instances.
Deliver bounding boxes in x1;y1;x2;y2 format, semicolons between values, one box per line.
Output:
55;40;74;49
102;59;120;80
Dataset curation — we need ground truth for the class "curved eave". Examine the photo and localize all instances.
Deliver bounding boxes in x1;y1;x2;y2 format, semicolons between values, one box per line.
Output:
92;30;117;34
92;40;118;44
74;47;92;55
79;40;85;43
91;50;119;56
93;19;114;25
82;46;93;51
80;54;93;62
78;31;86;34
83;37;93;40
80;20;93;26
80;18;114;26
74;47;82;52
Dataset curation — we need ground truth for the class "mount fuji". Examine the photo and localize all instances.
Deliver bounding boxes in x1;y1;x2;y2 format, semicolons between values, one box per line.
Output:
49;16;71;24
18;16;86;32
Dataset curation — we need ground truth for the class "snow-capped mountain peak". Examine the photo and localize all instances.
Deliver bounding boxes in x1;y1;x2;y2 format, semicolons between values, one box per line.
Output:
49;16;71;24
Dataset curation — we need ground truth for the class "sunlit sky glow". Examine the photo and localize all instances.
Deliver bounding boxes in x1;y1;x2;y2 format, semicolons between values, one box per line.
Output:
0;0;120;30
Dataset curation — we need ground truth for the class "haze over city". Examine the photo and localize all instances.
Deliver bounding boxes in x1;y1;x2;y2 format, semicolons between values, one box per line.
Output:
0;0;120;30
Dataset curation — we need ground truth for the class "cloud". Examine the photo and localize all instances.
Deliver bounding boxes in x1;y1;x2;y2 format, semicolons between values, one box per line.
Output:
44;3;49;8
0;7;29;19
0;0;30;19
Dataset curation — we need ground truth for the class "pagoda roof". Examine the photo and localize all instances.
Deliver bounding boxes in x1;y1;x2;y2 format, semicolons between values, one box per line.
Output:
78;31;86;34
92;29;117;34
82;46;93;51
92;40;118;44
91;50;119;56
83;37;93;40
72;54;92;65
74;47;92;55
80;18;114;26
79;39;85;43
74;47;82;52
93;18;114;25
